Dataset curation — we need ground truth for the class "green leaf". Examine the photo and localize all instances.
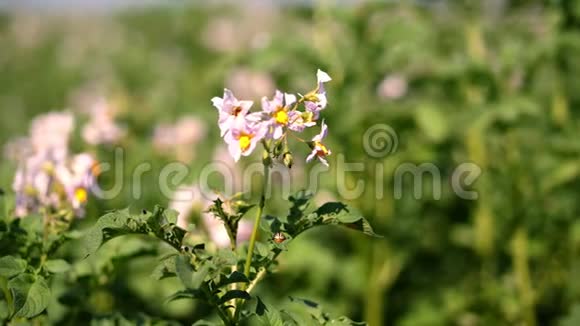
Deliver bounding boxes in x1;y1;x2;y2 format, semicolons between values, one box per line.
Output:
44;259;71;274
288;296;319;308
166;289;206;303
175;255;195;289
214;249;237;267
288;190;313;223
191;264;211;289
175;255;211;289
81;207;187;257
214;271;249;289
0;300;9;320
255;296;267;316
0;256;27;278
218;290;251;305
314;202;381;237
151;254;177;280
8;274;50;318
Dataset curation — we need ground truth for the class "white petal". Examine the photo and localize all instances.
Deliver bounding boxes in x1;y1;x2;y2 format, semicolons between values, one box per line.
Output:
306;150;316;162
272;125;284;140
211;96;223;109
284;93;297;106
228;140;242;162
318;156;329;166
317;69;332;83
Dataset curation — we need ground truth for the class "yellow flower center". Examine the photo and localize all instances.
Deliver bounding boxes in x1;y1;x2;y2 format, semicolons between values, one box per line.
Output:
74;187;88;204
239;134;252;152
273;107;289;125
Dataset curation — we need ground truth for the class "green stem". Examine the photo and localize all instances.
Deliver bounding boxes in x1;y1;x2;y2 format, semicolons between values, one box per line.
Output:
234;162;270;322
243;163;270;278
202;284;233;326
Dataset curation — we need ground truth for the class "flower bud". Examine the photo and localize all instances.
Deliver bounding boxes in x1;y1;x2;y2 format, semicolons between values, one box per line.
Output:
262;150;272;166
283;152;293;168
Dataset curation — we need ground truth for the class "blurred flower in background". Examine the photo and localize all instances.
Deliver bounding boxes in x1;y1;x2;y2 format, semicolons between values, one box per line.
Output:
152;116;207;162
201;8;274;53
9;112;98;217
82;97;126;145
377;73;408;100
170;185;252;248
226;67;275;101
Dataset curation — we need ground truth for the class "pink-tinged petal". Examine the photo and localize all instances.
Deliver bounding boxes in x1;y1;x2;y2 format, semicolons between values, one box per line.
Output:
317;93;328;108
211;96;223;110
305;101;323;114
228;140;242;162
246;112;264;124
319;121;328;139
272;125;284;140
274;90;284;105
312;121;328;142
284;93;297;106
317;156;329;166
306;149;317;162
317;69;332;84
223;88;236;104
287;111;304;132
261;96;271;112
239;100;253;114
254;122;268;139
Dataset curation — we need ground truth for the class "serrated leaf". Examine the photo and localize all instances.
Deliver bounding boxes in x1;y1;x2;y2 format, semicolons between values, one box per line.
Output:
256;307;285;326
214;249;237;267
9;274;50;318
151;255;177;280
81;207;187;257
44;259;71;274
288;190;313;223
175;255;195;289
214;271;249;289
191;264;211;289
0;256;27;278
315;202;381;237
218;290;251;305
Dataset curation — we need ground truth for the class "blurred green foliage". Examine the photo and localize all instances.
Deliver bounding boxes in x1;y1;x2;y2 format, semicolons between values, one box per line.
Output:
2;1;580;325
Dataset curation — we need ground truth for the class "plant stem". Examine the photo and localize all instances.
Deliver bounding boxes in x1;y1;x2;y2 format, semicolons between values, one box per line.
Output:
243;163;269;278
202;284;233;326
234;162;270;322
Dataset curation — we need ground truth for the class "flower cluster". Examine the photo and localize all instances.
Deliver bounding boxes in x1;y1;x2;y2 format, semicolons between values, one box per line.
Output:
212;69;333;166
9;112;99;217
